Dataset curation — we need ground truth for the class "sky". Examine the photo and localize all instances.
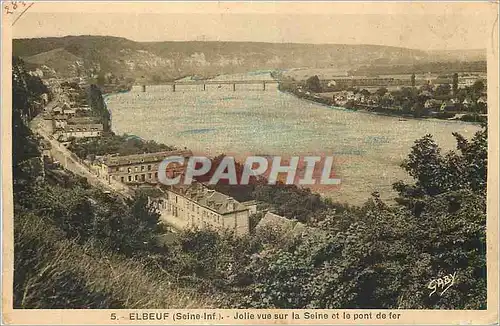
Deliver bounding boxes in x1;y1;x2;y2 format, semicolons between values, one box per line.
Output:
10;2;497;51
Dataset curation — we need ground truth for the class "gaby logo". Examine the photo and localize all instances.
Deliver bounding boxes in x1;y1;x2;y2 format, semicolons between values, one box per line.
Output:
428;272;457;297
157;155;341;186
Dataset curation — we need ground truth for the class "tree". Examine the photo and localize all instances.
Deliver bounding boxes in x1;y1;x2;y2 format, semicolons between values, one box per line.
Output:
375;87;388;97
393;126;487;199
452;73;459;96
412;102;427;118
241;127;487;309
360;89;371;97
434;84;451;97
305;75;321;93
471;80;485;101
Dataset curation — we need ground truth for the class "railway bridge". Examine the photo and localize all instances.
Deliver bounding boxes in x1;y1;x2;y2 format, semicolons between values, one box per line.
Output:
142;80;279;92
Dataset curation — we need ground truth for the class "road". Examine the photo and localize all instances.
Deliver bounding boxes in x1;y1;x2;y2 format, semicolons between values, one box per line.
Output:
30;99;135;199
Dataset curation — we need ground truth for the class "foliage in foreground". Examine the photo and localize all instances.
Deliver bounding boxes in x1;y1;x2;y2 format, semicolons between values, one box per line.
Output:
234;126;487;309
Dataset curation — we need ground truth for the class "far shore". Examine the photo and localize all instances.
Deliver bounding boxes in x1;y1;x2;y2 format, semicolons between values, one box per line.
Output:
279;89;486;125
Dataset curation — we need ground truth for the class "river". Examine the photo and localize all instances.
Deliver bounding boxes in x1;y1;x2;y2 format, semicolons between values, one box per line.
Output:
105;72;480;205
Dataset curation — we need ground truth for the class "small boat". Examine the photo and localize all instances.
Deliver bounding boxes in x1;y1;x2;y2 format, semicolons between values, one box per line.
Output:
399;118;407;121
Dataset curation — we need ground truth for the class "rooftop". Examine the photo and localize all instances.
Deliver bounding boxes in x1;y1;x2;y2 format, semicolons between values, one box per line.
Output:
52;114;69;120
102;149;193;167
256;211;298;234
68;116;101;124
62;123;103;131
168;183;248;215
255;211;329;240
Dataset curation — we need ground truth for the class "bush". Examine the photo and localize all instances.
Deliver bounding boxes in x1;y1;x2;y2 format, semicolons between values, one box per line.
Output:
68;134;176;160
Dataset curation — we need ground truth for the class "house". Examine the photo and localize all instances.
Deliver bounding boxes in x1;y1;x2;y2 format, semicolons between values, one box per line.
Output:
241;200;258;215
424;99;443;109
95;149;193;185
52;106;63;115
60;101;71;111
440;101;456;112
52;114;69;129
151;183;251;236
458;76;481;89
63;107;77;116
354;93;364;102
462;98;473;107
255;212;298;239
254;211;329;241
52;115;101;132
367;95;380;105
55;123;103;140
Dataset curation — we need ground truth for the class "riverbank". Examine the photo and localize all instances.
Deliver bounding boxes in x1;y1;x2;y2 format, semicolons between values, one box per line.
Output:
280;88;486;124
276;89;482;126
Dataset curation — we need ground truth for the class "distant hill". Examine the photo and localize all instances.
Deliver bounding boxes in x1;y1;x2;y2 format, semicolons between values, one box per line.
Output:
22;48;84;77
13;35;487;82
427;49;486;62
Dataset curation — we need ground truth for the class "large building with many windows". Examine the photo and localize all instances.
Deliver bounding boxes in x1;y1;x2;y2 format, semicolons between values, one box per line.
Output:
149;183;251;235
96;149;193;184
54;123;103;140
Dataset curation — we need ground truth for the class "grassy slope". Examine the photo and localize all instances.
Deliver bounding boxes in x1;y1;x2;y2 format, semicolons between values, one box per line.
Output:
15;208;215;309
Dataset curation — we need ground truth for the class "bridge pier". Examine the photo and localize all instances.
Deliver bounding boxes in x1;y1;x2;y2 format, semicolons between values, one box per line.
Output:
263;81;266;91
233;83;236;91
142;85;146;92
203;84;206;91
172;84;176;92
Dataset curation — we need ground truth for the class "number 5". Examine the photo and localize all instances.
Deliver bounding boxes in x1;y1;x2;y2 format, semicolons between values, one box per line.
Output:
110;313;117;320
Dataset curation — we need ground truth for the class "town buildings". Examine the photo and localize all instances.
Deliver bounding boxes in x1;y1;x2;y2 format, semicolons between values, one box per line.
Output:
95;149;193;184
52;113;104;140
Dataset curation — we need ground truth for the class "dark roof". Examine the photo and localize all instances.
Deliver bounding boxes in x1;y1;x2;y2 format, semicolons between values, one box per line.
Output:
62;123;103;131
102;150;193;167
168;183;248;215
135;185;165;198
68;117;100;124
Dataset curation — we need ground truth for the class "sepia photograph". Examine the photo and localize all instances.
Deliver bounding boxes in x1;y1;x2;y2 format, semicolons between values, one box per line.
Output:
1;1;499;324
